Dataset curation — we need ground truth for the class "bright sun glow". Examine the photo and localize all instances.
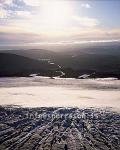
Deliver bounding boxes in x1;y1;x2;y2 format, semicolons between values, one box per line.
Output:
39;1;72;29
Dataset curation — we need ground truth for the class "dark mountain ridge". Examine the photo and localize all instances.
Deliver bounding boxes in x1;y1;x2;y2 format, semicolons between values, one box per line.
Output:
0;53;57;77
0;46;120;78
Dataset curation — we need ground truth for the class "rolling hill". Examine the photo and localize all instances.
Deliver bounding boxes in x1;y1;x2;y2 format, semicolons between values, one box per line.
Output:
0;53;57;77
0;44;120;78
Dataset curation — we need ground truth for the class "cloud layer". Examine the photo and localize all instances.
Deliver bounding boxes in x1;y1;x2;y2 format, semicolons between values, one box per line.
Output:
0;0;120;46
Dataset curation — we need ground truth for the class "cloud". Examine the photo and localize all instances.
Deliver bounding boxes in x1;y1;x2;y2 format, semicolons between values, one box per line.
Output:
69;28;120;42
73;16;99;27
0;32;44;45
4;0;28;11
16;10;31;18
0;0;33;20
0;0;119;46
0;7;7;18
24;0;40;6
81;3;91;9
0;27;120;46
0;0;4;4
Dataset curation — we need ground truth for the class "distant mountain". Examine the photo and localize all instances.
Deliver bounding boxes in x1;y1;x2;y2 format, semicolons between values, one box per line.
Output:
0;49;59;60
56;53;120;71
60;43;120;55
0;53;57;77
0;45;120;78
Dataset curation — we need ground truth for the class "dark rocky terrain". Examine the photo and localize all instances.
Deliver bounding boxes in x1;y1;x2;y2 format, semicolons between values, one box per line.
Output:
0;106;120;150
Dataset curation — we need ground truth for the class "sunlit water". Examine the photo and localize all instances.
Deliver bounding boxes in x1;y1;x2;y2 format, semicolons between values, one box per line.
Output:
0;77;120;110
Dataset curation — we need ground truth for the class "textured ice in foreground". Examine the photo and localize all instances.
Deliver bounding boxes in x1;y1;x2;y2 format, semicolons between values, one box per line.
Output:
0;107;120;150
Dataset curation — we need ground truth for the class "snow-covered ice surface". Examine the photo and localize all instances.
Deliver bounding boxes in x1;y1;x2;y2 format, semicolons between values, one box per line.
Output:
0;77;120;111
0;77;120;150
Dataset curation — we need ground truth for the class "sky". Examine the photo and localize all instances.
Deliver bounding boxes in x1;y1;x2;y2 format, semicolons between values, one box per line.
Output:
0;0;120;47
